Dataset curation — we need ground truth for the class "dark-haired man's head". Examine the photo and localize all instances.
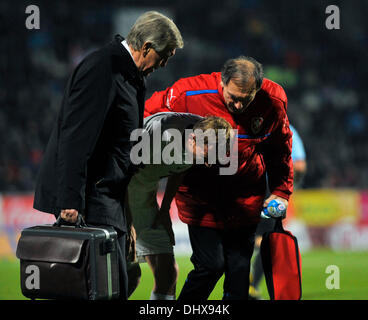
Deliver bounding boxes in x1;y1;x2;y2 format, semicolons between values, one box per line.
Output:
221;56;264;114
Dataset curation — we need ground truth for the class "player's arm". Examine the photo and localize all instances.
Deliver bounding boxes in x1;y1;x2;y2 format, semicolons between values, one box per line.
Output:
290;125;307;188
293;159;307;188
152;172;187;245
160;172;186;213
125;189;137;262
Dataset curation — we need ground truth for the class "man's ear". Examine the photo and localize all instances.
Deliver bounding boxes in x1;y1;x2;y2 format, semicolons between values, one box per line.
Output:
190;133;196;143
142;42;153;57
187;133;195;148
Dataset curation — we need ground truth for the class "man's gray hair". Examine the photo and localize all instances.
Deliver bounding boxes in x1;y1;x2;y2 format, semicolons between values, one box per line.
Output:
221;56;264;90
127;11;184;53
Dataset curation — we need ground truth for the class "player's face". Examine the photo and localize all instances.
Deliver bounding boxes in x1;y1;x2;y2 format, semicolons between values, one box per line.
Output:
222;80;257;114
141;46;176;76
193;141;214;167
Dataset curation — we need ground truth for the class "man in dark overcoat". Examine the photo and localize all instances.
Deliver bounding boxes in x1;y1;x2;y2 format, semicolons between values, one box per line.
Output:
33;11;183;299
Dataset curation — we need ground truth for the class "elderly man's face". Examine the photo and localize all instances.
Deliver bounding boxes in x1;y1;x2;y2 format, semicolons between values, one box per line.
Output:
141;46;176;76
221;79;258;114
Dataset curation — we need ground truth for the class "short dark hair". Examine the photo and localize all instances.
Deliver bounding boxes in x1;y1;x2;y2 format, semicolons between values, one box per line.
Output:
221;56;264;91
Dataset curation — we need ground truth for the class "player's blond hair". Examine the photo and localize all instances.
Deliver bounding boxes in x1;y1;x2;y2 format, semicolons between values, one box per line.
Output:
193;116;234;154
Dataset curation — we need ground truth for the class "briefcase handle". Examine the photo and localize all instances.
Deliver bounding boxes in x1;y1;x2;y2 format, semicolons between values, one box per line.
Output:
53;214;87;228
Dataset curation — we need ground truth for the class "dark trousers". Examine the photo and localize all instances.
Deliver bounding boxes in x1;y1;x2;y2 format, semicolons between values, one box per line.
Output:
251;217;277;289
116;229;128;300
84;184;130;299
178;224;256;300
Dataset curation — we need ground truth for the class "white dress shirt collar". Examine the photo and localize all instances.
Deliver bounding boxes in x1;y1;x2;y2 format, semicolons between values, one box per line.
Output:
122;40;134;62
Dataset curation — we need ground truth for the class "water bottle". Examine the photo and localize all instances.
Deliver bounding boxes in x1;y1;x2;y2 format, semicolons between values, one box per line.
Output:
261;199;286;219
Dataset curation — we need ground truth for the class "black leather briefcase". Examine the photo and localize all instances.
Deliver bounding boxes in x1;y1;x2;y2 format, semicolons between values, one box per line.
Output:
16;216;119;300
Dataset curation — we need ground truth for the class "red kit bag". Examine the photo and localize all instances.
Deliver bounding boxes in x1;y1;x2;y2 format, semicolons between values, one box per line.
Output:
260;218;302;300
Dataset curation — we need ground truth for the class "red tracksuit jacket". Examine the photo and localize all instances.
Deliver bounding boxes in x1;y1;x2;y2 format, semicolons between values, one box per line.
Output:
145;72;293;228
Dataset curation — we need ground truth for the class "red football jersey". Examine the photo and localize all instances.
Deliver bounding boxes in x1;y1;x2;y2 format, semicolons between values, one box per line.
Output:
145;72;293;228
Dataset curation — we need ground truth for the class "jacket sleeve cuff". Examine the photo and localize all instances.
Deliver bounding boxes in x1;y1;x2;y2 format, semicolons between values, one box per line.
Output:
56;194;84;213
271;189;291;201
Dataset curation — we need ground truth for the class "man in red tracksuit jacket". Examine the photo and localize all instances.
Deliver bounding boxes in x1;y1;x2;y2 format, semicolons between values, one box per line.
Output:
144;56;293;300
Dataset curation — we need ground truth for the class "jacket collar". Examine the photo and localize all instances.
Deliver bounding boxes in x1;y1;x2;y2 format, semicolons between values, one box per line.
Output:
216;72;226;105
111;34;145;85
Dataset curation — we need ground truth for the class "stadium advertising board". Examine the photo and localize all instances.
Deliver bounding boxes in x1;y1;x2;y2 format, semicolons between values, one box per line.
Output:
0;194;55;259
1;190;368;260
291;189;360;226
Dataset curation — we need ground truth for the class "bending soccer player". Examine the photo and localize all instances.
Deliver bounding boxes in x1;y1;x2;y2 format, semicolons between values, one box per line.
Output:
126;112;233;300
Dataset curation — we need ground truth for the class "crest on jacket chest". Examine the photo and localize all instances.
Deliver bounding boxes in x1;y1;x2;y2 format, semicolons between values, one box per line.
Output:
251;117;264;135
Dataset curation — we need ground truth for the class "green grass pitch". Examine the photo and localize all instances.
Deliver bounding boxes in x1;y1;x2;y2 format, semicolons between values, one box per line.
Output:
1;249;367;300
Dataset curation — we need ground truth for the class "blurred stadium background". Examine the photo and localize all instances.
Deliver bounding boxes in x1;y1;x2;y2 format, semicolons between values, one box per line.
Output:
1;0;368;300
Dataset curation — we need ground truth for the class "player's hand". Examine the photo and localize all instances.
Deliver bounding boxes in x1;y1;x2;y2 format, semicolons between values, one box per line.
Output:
152;208;175;246
60;209;79;223
126;225;137;262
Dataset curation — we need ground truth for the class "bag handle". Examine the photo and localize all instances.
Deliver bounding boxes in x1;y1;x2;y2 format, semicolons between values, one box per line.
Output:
273;217;295;237
53;214;87;228
273;217;284;232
